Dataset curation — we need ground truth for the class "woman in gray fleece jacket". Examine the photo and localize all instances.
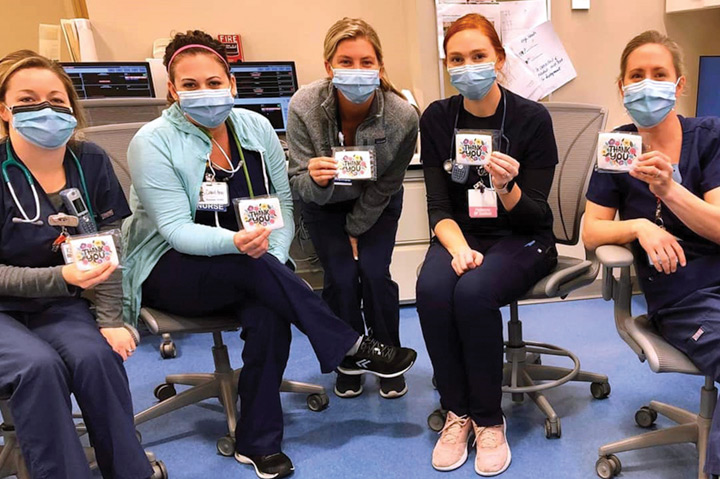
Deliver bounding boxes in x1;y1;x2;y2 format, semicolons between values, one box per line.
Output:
287;17;418;400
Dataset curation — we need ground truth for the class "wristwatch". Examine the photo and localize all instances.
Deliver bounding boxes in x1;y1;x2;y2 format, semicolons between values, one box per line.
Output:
495;179;514;195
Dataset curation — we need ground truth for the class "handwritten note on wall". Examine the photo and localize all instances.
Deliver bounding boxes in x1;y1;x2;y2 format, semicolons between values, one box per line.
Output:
506;21;577;99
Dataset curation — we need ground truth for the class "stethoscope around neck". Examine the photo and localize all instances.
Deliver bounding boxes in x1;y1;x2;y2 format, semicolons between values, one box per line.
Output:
2;140;94;226
443;86;510;175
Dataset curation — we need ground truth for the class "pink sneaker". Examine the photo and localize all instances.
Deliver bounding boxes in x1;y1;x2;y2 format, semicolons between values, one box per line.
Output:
432;411;472;471
472;417;511;476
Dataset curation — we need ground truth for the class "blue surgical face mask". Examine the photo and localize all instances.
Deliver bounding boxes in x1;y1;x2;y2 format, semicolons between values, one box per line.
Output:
448;62;497;101
332;69;380;104
622;78;679;128
7;102;77;149
176;88;235;128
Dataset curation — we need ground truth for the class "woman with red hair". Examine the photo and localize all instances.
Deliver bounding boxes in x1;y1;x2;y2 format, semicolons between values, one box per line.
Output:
416;14;558;475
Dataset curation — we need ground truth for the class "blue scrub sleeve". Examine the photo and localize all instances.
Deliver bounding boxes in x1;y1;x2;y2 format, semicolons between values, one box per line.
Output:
79;143;132;227
586;169;622;209
701;144;720;194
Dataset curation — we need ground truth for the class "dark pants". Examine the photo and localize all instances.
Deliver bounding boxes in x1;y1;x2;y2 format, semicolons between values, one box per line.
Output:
416;235;557;426
0;299;151;479
142;250;359;456
654;285;720;475
300;190;403;346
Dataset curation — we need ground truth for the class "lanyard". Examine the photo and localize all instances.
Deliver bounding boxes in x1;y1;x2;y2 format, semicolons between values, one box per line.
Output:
204;122;255;199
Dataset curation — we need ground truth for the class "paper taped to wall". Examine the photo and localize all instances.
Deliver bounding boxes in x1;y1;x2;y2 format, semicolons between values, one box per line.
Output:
39;24;61;61
505;21;577;99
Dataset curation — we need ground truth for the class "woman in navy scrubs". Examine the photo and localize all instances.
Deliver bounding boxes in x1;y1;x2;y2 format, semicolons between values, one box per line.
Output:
583;31;720;477
0;51;151;479
416;14;558;476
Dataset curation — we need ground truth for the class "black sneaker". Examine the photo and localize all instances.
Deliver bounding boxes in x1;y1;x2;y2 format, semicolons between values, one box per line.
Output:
235;451;294;479
379;374;408;399
337;337;417;378
334;372;364;398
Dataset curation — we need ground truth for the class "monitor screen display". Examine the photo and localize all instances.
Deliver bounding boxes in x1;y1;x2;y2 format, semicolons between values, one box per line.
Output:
697;56;720;117
61;62;155;99
229;61;298;133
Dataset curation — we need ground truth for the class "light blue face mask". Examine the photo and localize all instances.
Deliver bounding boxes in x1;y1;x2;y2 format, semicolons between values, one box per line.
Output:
8;102;77;149
448;62;497;101
622;78;679;128
332;69;380;104
176;88;235;128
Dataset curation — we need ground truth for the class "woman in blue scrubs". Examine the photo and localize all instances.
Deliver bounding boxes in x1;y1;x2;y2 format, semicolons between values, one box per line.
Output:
583;30;720;477
0;51;151;479
122;30;416;479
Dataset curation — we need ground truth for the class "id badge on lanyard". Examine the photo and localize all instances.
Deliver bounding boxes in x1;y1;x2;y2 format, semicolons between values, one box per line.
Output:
468;184;497;218
197;181;230;212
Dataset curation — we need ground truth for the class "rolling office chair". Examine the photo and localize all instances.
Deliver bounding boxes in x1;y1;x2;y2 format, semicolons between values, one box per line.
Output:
593;245;716;479
80;122;329;457
424;103;611;438
0;399;168;478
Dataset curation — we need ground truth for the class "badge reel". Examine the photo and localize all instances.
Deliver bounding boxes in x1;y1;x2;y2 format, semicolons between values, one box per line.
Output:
48;213;79;263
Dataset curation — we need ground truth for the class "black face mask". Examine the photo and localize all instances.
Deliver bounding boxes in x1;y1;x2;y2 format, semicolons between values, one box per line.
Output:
7;101;73;116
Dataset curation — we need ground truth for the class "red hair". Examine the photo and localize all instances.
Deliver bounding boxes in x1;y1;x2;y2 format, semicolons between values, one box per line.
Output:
443;14;505;63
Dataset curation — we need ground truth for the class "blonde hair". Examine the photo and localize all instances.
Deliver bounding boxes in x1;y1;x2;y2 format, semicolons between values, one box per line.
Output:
619;30;685;82
323;17;404;99
0;50;85;137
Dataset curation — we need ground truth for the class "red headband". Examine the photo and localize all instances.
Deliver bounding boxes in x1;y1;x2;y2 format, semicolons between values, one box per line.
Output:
167;44;229;71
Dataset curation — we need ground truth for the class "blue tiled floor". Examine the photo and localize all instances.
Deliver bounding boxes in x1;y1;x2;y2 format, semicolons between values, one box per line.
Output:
124;297;703;479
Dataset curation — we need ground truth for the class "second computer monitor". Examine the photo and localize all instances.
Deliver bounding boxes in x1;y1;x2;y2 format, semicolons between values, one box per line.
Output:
61;62;155;99
229;61;298;133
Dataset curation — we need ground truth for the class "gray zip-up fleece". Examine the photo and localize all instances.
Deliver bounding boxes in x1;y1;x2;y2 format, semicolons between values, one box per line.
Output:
287;79;419;237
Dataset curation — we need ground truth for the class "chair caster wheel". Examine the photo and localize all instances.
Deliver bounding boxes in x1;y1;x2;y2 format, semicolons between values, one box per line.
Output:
596;454;621;478
432;375;437;389
135;429;142;444
216;435;235;457
153;383;176;402
427;408;447;432
307;393;329;412
544;418;561;439
159;341;177;359
150;459;169;479
634;406;657;428
591;381;611;399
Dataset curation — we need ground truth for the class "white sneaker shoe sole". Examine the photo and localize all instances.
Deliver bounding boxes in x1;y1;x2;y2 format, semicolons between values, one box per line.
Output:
475;418;512;477
379;381;408;399
235;452;293;479
336;359;415;379
432;437;471;472
333;384;363;398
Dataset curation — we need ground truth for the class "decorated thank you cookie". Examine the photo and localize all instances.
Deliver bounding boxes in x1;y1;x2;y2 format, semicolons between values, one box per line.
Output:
596;132;643;173
332;146;376;181
68;234;120;271
234;196;285;231
456;130;495;166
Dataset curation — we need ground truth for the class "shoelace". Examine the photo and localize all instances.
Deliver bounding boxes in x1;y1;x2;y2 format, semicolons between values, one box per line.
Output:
473;426;502;449
439;415;469;444
360;338;396;360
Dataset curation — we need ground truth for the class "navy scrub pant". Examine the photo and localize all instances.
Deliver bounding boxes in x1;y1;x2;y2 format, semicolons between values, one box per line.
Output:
300;190;403;346
0;299;151;479
416;235;557;426
141;249;359;456
654;284;720;475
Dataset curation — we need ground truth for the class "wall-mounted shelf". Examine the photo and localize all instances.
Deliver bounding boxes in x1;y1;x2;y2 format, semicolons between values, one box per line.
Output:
666;0;720;13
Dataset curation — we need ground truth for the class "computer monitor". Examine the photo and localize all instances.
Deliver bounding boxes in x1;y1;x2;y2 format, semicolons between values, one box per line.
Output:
697;56;720;117
61;62;155;100
229;61;298;133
